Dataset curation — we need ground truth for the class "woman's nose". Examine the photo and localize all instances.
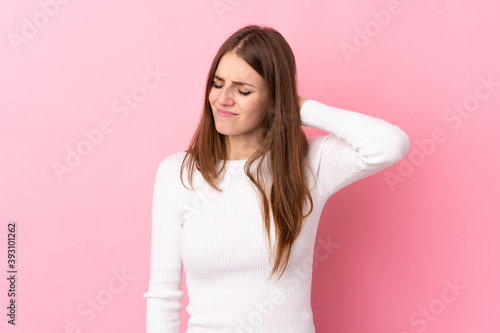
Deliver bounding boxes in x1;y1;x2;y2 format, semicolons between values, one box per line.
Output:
218;86;235;106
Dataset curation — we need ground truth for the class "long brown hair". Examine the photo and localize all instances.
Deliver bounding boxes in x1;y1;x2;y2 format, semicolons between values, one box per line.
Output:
180;24;314;281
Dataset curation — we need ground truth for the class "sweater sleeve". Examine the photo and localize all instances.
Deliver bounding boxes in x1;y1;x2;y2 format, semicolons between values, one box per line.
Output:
142;157;184;333
300;99;410;198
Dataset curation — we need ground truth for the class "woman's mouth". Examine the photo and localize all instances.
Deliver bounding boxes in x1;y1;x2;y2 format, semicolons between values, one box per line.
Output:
216;109;238;117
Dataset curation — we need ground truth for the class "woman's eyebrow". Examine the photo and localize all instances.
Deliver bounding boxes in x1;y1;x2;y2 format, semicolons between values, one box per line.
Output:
213;75;255;88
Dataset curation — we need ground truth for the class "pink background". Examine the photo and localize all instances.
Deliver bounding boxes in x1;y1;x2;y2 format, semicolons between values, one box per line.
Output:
1;0;499;332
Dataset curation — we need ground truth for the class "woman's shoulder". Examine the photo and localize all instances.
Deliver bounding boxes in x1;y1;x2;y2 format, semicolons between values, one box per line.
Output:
306;134;335;162
157;151;188;173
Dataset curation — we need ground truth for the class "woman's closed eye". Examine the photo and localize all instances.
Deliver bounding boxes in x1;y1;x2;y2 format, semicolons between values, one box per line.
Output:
212;81;251;96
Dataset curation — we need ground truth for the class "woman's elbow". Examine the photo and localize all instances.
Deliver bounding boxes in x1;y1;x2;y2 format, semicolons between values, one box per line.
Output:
386;126;410;164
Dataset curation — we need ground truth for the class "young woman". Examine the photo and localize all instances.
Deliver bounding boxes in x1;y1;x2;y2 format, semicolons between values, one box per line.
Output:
142;24;410;333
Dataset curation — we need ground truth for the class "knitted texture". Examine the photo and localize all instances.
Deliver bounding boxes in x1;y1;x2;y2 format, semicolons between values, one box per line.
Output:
142;99;410;332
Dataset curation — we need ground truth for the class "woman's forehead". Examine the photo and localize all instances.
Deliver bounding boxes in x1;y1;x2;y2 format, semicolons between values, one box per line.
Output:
215;52;264;86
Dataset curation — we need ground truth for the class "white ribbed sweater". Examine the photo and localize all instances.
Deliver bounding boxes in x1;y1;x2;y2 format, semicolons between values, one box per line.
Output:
142;99;410;333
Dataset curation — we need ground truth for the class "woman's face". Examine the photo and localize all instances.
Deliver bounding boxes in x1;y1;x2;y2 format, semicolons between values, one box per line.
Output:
209;51;269;140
